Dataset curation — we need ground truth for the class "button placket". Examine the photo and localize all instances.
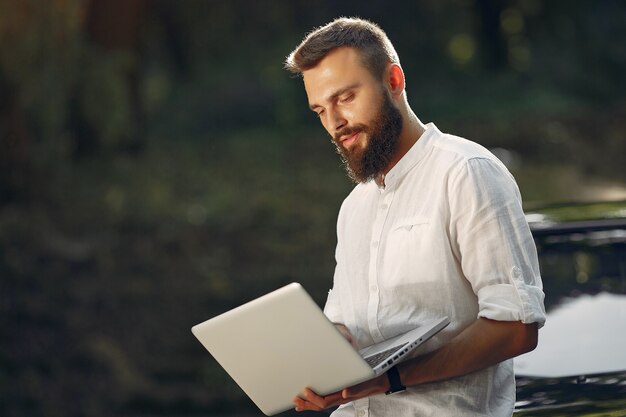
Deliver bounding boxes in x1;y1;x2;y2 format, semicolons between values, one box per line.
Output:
366;189;394;343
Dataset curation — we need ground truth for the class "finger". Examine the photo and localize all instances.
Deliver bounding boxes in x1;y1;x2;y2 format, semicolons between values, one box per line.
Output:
304;387;334;408
293;397;321;412
302;388;346;410
293;394;322;412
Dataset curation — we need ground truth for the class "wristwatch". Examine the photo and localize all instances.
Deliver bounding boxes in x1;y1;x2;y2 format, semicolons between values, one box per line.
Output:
385;365;406;395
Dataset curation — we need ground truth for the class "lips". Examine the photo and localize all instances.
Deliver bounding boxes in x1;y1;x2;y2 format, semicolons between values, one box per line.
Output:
340;132;360;149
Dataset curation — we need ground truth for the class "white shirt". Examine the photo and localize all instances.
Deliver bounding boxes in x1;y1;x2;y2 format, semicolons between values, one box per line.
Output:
324;123;546;417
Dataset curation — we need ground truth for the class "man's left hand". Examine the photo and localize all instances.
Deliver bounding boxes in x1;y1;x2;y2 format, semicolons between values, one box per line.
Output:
292;373;390;412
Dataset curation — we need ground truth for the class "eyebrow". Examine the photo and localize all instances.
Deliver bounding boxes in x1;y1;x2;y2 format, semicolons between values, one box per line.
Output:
309;82;361;111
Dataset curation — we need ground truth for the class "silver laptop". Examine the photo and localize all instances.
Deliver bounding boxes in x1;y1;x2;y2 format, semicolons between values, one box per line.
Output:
191;283;449;416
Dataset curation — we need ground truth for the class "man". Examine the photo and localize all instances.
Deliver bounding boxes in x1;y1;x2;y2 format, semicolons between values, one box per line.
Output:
284;17;546;416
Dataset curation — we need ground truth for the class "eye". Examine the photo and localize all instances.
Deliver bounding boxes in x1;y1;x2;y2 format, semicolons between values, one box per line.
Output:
340;93;354;103
315;109;325;119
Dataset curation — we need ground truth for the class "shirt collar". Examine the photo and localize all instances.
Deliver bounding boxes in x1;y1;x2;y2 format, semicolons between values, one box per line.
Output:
379;122;439;191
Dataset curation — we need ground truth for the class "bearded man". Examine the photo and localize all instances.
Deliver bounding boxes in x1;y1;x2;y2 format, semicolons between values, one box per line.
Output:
284;17;546;416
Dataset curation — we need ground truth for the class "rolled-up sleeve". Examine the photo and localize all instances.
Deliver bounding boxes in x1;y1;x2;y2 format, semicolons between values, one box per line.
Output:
449;157;546;328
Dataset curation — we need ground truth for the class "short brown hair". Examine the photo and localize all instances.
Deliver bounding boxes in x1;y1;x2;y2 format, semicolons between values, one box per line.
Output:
284;17;400;80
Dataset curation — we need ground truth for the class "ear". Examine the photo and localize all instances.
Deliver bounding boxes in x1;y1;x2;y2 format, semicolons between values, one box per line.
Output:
386;64;405;97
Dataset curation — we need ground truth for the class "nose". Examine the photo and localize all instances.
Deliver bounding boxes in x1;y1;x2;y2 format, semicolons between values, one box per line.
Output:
327;107;347;135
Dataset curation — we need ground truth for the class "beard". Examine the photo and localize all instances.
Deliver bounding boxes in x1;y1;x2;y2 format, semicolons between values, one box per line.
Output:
332;91;403;183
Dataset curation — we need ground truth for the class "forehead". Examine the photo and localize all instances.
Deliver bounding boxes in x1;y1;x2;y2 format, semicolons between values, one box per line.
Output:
302;47;376;105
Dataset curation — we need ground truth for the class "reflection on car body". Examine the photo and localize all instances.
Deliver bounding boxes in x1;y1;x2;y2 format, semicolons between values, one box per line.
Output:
514;201;626;416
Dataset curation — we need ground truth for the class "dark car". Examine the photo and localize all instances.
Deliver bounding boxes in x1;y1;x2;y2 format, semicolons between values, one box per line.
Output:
514;200;626;416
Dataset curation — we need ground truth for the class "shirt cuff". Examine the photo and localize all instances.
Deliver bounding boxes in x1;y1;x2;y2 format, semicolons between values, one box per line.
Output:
477;283;546;328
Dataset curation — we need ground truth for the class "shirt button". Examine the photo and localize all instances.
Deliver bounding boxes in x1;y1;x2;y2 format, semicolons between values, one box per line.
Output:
371;285;378;292
380;204;388;210
372;241;379;247
357;411;366;417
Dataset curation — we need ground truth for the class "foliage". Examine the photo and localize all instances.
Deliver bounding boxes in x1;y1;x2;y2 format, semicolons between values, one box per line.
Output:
0;127;350;416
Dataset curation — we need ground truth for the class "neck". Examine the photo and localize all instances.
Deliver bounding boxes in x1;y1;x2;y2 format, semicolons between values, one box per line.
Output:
382;106;425;177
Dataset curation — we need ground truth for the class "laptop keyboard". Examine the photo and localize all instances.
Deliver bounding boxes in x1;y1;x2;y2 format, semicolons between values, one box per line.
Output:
363;343;407;368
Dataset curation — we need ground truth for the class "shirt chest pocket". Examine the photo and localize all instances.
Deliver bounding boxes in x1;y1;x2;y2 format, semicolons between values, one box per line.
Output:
382;215;434;284
385;215;430;254
392;215;430;232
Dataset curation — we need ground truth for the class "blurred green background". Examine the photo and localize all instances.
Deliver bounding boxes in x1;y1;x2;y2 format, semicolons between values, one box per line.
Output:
1;1;625;416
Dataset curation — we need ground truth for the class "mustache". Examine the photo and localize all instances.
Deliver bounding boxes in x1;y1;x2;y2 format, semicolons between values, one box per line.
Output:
333;125;367;143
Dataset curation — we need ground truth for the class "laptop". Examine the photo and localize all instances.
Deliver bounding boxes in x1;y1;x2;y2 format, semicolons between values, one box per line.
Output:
191;282;449;416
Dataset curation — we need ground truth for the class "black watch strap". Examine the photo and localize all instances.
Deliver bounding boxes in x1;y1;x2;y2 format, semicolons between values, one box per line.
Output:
385;365;406;395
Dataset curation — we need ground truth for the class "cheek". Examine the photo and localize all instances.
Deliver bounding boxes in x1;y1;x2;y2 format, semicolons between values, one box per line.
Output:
350;99;378;126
